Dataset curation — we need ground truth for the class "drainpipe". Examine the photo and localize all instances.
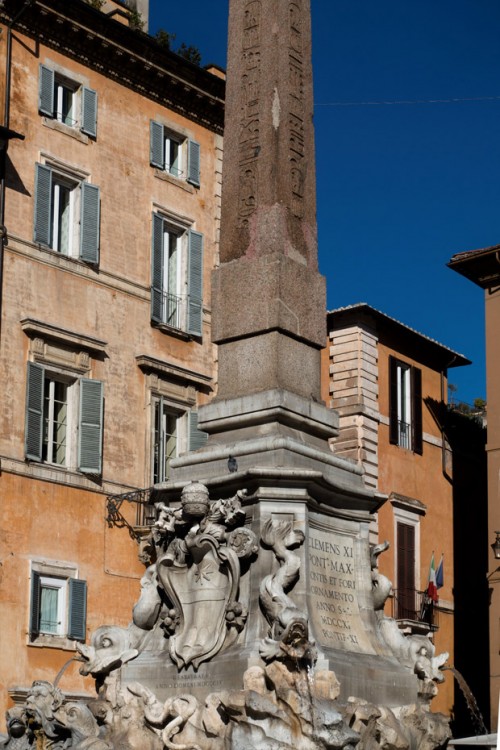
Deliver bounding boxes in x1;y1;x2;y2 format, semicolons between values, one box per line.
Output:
0;1;31;338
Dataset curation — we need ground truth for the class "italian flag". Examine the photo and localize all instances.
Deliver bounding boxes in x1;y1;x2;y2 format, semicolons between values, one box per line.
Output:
426;552;439;603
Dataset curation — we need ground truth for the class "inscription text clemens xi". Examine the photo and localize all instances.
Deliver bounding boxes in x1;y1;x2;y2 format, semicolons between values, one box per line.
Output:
308;530;375;654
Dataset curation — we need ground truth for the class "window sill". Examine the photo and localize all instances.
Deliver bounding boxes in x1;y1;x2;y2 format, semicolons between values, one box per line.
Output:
153;168;195;193
151;320;193;341
33;242;99;272
42;117;89;144
28;634;80;650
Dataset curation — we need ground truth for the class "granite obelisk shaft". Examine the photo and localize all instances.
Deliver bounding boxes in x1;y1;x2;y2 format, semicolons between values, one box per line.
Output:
212;0;326;402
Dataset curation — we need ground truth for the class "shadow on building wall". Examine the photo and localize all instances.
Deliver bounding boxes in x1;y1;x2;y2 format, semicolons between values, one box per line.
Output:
426;397;489;736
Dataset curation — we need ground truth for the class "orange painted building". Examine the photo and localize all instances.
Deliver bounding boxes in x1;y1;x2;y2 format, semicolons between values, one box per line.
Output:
322;303;472;720
0;0;223;713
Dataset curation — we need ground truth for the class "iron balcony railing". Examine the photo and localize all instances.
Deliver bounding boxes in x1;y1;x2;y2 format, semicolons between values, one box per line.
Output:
159;291;184;330
398;419;411;449
390;588;439;630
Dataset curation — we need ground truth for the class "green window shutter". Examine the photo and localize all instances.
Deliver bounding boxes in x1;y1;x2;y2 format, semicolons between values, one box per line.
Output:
79;182;100;264
25;362;45;461
30;571;41;639
81;87;98;138
412;366;423;455
150;120;164;169
34;163;52;246
151;213;164;323
187;139;200;187
187;229;203;336
39;64;54;117
188;409;208;452
68;578;87;641
78;378;104;474
388;356;399;446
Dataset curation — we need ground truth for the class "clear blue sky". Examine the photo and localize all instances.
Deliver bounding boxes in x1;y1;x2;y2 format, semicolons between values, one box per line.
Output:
149;1;500;406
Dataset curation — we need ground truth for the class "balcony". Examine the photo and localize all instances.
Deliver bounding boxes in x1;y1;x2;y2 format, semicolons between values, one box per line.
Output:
390;588;439;632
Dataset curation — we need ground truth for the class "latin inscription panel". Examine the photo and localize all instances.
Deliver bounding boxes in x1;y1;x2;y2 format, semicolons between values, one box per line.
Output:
308;528;375;654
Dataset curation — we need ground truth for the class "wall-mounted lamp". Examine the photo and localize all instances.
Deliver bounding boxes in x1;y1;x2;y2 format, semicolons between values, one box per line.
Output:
491;531;500;560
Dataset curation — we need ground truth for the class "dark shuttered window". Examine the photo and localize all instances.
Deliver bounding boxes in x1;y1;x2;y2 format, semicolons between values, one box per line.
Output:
187;139;201;187
396;522;416;620
81;87;98;137
388;356;423;454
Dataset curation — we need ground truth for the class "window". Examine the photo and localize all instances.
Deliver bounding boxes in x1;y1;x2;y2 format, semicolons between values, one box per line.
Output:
151;213;203;336
34;163;100;264
389;356;422;454
152;397;207;483
150;121;200;186
396;522;416;620
30;567;87;643
39;64;97;137
25;362;104;474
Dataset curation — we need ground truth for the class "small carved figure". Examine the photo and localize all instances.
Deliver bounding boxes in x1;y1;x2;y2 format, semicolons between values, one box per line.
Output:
259;518;316;664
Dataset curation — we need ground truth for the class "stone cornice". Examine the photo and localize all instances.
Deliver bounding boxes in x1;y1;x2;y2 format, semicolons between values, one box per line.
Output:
136;354;213;389
1;0;225;135
21;317;108;354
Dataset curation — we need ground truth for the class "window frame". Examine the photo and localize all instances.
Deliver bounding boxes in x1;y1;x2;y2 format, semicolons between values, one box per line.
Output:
25;362;104;475
149;120;200;187
389;356;423;454
38;64;97;138
30;561;87;645
34;162;100;265
151;212;203;337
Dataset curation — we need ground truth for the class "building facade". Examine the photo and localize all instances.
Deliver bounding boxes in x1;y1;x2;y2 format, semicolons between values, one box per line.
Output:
321;303;471;718
0;0;223;712
448;246;500;732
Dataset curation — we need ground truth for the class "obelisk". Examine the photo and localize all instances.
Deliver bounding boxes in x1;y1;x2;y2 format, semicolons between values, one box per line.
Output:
212;0;325;402
172;0;369;495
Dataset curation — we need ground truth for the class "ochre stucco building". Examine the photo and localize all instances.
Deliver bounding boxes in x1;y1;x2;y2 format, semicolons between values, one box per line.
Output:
321;303;471;719
0;0;223;713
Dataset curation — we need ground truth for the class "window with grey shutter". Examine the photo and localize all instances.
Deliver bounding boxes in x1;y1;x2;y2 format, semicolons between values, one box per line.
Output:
151;213;164;323
39;64;54;117
29;571;41;639
34;164;53;247
81;87;98;138
78;378;104;474
80;182;100;264
188;409;208;452
25;362;45;462
68;578;87;641
412;367;423;455
187;229;203;336
187;139;200;187
150;120;164;169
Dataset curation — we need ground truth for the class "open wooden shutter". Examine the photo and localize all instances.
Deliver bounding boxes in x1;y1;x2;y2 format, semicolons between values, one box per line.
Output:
25;362;45;461
34;163;52;246
80;182;100;264
187;139;200;187
38;64;54;117
81;87;98;137
68;578;87;641
150;121;164;169
412;366;423;455
29;571;41;639
188;409;208;452
151;213;164;323
78;378;104;474
388;356;399;445
187;229;203;336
